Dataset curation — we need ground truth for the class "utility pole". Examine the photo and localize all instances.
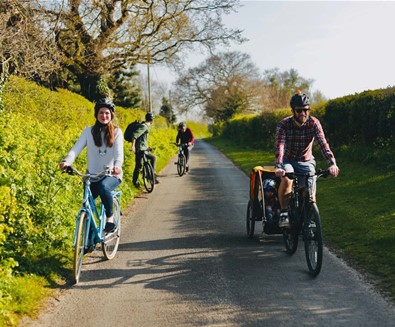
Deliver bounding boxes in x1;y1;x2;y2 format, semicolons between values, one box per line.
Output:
147;52;152;113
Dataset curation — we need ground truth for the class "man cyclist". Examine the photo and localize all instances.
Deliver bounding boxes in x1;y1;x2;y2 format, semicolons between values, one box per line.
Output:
131;112;158;188
176;122;195;173
275;91;339;228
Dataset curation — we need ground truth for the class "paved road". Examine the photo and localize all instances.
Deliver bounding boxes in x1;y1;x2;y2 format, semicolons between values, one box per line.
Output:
23;139;395;327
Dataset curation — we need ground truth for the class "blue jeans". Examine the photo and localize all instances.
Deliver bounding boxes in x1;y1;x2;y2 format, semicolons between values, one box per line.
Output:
90;176;121;218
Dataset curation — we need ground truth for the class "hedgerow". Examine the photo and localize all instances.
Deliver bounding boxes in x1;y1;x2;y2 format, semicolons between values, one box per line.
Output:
0;76;176;324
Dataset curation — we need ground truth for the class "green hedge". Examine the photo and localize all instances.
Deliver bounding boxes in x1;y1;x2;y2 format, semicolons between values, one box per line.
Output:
323;87;395;147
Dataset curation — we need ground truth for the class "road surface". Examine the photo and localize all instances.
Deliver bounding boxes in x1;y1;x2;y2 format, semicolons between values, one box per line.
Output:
22;139;395;327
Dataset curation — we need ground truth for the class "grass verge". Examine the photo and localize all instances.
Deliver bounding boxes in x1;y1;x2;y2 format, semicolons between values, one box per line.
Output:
206;136;395;302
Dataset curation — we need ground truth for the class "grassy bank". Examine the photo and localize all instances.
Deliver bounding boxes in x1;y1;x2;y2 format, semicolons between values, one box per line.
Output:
206;136;395;302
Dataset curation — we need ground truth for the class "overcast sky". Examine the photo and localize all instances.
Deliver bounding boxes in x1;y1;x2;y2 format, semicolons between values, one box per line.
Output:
148;0;395;100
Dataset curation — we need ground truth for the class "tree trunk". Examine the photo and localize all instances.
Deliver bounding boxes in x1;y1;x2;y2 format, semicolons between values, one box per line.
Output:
77;74;101;101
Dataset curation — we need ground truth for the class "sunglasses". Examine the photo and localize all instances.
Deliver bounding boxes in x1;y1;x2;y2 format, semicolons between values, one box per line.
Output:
295;108;310;114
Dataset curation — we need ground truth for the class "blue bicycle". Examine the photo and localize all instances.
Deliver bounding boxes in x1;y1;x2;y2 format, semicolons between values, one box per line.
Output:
65;166;122;284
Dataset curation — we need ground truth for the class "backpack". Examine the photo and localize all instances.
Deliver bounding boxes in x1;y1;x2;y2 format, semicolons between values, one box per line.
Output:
124;120;141;142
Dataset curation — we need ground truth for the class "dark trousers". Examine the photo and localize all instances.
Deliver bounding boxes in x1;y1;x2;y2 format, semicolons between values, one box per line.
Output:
133;151;157;183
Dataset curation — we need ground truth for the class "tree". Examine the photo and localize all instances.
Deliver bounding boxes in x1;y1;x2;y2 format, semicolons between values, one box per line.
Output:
107;66;142;108
0;0;61;109
173;51;264;122
159;97;176;123
262;68;313;110
39;0;244;101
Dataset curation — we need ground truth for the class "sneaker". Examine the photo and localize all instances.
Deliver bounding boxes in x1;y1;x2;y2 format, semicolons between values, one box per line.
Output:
278;211;290;228
104;222;116;233
133;181;141;189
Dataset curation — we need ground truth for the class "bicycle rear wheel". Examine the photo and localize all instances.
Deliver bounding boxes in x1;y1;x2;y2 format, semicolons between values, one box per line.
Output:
177;153;186;176
283;203;299;255
143;162;155;193
102;196;121;260
73;212;88;284
304;203;323;276
246;200;255;238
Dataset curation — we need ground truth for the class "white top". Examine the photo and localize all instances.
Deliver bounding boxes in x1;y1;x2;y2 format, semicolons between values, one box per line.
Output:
63;126;124;181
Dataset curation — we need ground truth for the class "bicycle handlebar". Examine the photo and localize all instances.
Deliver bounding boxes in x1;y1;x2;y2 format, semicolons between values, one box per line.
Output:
64;165;112;179
284;169;329;180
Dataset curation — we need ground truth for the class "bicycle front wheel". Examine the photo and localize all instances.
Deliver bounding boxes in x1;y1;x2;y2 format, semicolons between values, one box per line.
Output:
304;203;323;276
143;162;155;193
73;212;88;284
102;196;121;260
177;153;186;176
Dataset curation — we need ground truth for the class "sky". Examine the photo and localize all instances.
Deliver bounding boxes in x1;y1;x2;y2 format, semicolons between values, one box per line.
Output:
148;0;395;100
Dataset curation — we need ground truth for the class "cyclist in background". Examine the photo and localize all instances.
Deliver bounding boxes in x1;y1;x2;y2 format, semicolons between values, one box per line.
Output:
131;112;158;188
274;91;339;228
59;98;124;233
176;122;195;173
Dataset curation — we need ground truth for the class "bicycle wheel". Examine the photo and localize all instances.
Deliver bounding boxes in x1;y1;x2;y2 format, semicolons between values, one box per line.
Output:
143;162;155;193
304;203;323;276
246;200;255;238
283;203;299;255
177;153;186;176
102;196;121;260
73;211;88;284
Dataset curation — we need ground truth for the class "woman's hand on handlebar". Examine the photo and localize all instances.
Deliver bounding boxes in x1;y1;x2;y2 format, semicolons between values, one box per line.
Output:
112;166;122;175
59;161;67;171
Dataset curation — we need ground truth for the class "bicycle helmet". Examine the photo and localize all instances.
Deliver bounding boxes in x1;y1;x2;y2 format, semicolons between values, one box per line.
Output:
263;179;276;192
94;98;115;116
290;90;310;108
145;112;154;122
178;122;186;130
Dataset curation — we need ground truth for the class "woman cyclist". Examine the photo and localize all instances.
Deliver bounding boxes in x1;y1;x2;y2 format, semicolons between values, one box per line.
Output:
59;98;124;233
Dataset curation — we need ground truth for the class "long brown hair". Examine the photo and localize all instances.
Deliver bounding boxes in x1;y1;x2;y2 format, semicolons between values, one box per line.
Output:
91;112;116;147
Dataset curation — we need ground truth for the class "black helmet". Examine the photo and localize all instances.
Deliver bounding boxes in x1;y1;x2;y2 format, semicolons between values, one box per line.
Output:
290;91;310;108
178;122;186;130
145;112;154;121
94;98;115;115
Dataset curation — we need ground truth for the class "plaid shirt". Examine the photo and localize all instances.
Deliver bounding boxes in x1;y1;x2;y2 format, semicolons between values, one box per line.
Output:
275;116;336;167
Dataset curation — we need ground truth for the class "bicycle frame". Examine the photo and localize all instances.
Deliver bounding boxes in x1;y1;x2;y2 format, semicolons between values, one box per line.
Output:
73;177;111;249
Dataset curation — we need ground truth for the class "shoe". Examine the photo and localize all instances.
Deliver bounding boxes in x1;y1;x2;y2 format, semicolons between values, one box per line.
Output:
186;166;189;173
133;181;141;189
278;211;290;228
104;222;116;233
155;178;160;184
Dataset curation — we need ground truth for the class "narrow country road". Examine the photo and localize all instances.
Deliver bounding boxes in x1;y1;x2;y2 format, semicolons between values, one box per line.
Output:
22;139;395;327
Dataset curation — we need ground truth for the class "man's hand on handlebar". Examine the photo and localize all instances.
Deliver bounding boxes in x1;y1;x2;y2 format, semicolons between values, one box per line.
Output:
328;164;339;177
275;167;285;177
